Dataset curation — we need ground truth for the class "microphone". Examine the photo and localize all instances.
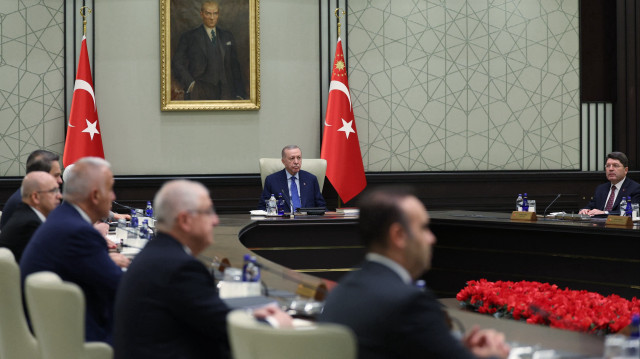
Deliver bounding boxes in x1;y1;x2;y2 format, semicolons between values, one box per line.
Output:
280;188;293;212
543;194;561;218
112;200;142;214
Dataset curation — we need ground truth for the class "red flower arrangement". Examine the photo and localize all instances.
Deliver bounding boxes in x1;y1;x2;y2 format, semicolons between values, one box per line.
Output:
456;279;640;334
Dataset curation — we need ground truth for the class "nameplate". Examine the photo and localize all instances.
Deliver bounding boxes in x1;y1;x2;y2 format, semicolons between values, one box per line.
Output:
296;282;328;301
510;211;537;222
605;215;633;228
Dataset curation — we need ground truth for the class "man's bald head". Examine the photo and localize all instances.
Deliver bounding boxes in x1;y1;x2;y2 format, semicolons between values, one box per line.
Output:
21;171;61;216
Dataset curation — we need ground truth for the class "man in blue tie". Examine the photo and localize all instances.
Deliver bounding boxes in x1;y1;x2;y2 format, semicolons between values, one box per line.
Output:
258;145;326;212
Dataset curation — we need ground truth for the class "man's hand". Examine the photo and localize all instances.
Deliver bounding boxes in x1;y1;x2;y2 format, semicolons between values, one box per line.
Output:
109;252;131;268
113;213;131;221
579;209;605;216
253;305;293;328
463;326;510;359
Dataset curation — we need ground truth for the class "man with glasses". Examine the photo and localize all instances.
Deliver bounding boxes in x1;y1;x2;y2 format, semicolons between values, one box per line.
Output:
1;149;62;229
579;152;640;216
0;171;62;261
114;180;291;359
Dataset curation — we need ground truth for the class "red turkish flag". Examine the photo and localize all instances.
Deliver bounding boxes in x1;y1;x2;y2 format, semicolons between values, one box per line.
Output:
63;35;104;167
321;38;366;203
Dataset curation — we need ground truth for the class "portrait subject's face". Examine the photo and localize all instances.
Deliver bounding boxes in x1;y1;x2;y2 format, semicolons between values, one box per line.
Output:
200;3;220;29
282;148;302;176
605;158;627;184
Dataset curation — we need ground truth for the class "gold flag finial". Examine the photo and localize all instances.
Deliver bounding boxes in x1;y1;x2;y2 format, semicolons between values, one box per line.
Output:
334;8;345;38
80;6;92;35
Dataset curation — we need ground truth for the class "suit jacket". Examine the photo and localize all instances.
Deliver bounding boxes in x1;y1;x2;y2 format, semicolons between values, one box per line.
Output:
0;202;42;262
258;169;326;210
172;24;246;100
0;188;22;229
319;260;483;359
113;233;230;359
582;177;640;212
20;202;122;344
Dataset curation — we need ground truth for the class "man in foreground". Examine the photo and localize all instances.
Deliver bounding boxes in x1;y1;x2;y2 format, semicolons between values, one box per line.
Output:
579;152;640;216
20;157;123;344
0;171;62;261
114;180;289;359
258;145;326;211
1;150;62;229
320;187;510;359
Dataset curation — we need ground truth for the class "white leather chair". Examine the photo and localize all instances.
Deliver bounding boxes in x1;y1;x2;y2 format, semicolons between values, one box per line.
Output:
0;248;39;359
259;158;327;192
227;309;356;359
24;271;113;359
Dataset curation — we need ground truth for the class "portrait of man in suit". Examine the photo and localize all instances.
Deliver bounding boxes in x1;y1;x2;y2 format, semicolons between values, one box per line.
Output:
171;1;249;101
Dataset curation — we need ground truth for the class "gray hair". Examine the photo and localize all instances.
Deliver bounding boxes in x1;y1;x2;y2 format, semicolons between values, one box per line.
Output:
281;145;300;158
154;180;209;231
63;157;111;203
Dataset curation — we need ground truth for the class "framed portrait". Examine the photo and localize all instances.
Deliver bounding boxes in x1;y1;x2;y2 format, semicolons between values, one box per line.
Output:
161;0;260;111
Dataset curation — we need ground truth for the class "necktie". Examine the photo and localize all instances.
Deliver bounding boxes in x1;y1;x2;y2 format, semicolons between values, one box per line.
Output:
211;29;217;46
605;185;616;211
290;177;301;212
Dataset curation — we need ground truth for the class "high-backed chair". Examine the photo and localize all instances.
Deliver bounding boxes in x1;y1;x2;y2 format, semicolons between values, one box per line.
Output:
0;248;39;359
24;271;113;359
227;309;356;359
259;158;327;192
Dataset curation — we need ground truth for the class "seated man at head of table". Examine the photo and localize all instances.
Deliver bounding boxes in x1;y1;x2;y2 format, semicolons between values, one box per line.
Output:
0;171;62;262
1;149;62;229
319;187;510;359
114;179;291;359
20;157;124;344
578;151;640;216
257;145;326;212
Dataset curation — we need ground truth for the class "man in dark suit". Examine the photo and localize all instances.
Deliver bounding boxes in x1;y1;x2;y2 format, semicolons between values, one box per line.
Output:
0;171;61;262
20;157;123;344
172;1;246;100
1;150;62;229
258;145;327;211
113;180;290;359
320;187;510;359
579;152;640;216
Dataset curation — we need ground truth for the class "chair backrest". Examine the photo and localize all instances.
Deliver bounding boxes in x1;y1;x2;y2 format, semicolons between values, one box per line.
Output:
25;271;113;359
0;247;39;359
259;158;327;192
227;309;356;359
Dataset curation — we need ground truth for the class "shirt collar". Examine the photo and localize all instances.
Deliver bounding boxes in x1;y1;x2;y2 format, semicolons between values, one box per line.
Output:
286;171;298;181
28;206;46;223
366;252;413;285
612;177;626;189
70;203;93;224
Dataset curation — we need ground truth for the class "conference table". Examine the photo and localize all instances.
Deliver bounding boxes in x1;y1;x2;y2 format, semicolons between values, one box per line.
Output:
204;213;615;357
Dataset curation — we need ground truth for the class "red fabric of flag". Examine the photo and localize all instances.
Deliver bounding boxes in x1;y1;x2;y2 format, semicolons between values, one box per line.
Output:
63;35;104;167
321;38;366;203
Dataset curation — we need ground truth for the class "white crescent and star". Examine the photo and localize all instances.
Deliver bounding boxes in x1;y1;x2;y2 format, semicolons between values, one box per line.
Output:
324;80;352;127
69;79;96;128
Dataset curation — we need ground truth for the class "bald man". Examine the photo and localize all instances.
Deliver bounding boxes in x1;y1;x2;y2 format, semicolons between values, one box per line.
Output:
20;157;123;344
0;171;62;261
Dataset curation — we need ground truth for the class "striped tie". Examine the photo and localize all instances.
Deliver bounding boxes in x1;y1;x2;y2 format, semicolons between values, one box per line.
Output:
604;185;616;211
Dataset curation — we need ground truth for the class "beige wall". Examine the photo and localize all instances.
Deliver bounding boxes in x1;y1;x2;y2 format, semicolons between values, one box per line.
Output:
94;0;320;175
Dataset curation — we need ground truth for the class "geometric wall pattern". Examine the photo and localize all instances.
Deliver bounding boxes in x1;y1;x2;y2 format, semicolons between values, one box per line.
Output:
347;0;580;171
0;0;65;176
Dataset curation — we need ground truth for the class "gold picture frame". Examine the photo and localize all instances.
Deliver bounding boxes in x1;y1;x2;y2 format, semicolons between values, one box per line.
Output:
161;0;260;111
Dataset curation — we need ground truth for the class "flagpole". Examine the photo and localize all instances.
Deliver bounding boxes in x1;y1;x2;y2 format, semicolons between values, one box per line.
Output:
334;8;345;210
80;6;91;36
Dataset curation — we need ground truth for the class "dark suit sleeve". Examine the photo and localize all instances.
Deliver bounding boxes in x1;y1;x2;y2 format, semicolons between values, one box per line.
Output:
167;260;230;348
391;293;480;359
172;31;196;90
627;179;640;205
311;176;326;209
258;178;273;210
221;30;246;99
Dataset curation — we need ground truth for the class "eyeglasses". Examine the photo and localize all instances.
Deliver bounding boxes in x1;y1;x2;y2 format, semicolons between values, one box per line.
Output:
605;163;623;169
189;207;217;216
37;187;60;194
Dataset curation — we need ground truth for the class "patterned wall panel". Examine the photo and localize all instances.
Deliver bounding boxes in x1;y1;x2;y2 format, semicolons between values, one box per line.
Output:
0;0;65;176
347;0;580;171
